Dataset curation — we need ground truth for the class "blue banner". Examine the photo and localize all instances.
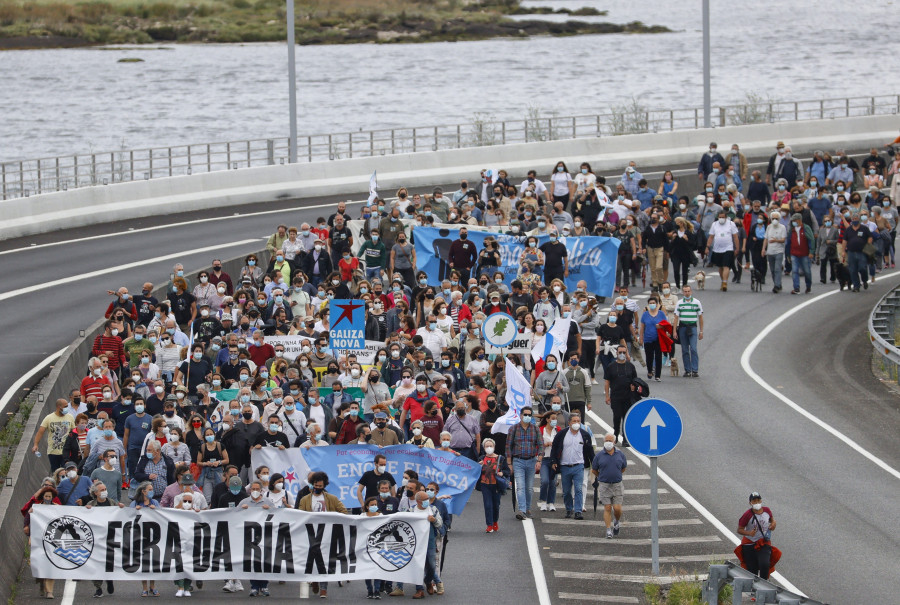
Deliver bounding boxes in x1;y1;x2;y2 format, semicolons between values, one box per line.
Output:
302;444;481;515
329;299;365;350
412;227;620;297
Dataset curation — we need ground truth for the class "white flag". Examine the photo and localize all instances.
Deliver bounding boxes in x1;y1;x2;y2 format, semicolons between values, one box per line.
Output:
530;317;571;362
367;170;378;205
492;362;533;434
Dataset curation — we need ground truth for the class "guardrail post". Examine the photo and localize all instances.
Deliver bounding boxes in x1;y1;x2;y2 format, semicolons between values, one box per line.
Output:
731;578;753;604
110;152;114;182
702;565;728;604
246;140;251;167
392;131;397;155
267;140;275;165
2;163;6;199
794;102;799;121
871;96;876;115
502;121;506;145
55;158;60;190
129;151;134;181
370;131;374;156
820;99;824;119
20;160;24;195
207;144;211;172
73;156;78;187
548;117;553;140
168;148;173;177
719;107;725;127
187;145;193;173
37;159;42;194
694;108;699;128
91;154;97;184
571;116;576;139
754;586;777;603
349;134;353;158
227;142;231;168
307;137;312;162
455;125;460;149
669;110;674;131
149;151;153;178
433;126;438;151
846;98;850;117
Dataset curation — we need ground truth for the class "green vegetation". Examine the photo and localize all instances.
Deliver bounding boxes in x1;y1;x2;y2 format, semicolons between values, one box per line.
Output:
0;0;668;49
643;578;733;605
0;396;34;479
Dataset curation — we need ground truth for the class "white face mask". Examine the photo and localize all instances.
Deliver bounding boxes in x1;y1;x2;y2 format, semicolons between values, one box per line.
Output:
718;217;727;225
99;490;109;499
752;502;762;511
603;441;614;451
182;501;193;510
484;446;494;455
155;386;164;395
412;428;422;436
571;423;581;432
377;465;386;473
251;490;261;499
67;470;77;479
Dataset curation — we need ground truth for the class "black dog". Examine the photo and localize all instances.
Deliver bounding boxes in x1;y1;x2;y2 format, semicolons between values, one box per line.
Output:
750;269;762;292
835;262;851;291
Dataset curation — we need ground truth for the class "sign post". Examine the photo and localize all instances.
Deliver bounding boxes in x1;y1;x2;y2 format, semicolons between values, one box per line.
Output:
623;398;683;576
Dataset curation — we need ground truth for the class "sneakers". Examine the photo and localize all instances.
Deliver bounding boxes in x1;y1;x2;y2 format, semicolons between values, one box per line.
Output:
547;503;556;512
249;588;258;597
606;528;614;539
565;510;573;519
183;591;191;597
515;511;526;520
94;588;103;598
538;501;547;511
436;582;444;595
525;510;533;518
176;589;185;598
374;593;382;600
485;525;494;533
492;522;499;532
591;378;599;385
367;592;374;600
613;519;620;536
222;580;235;593
260;588;269;597
389;588;404;597
106;581;114;595
320;589;328;598
574;512;584;520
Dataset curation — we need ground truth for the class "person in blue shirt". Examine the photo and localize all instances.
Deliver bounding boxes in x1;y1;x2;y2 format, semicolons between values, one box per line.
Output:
639;295;667;382
635;179;655;211
56;461;93;506
123;402;152;479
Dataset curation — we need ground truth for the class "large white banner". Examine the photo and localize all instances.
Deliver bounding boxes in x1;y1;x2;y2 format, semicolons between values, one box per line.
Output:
266;336;383;363
250;447;311;502
30;506;429;582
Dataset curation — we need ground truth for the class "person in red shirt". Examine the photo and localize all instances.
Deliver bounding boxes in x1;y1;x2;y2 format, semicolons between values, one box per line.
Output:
248;332;275;368
335;402;366;445
91;320;126;373
311;218;330;244
104;287;138;321
338;250;360;282
80;358;110;400
399;377;439;433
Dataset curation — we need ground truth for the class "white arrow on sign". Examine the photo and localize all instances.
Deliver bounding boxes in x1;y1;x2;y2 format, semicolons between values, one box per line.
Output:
641;406;666;450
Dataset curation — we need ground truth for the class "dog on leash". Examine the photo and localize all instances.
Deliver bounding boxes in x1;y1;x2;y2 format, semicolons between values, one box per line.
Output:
694;271;706;290
669;356;679;377
836;262;851;291
750;268;762;292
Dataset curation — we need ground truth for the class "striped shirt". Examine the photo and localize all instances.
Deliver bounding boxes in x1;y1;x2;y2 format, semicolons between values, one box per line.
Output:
506;422;543;460
674;297;703;325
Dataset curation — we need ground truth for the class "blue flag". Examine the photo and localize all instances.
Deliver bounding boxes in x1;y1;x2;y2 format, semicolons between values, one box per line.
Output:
329;299;365;351
303;444;481;515
412;227;620;297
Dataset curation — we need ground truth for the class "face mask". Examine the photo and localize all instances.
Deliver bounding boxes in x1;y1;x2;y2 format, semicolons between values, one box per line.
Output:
312;487;324;495
618;353;627;361
571;422;581;432
146;452;154;460
718;217;727;225
229;487;241;495
103;429;114;438
521;415;532;424
604;441;615;451
416;384;427;392
752;503;762;511
240;375;249;383
67;470;77;479
551;403;561;412
135;405;145;414
242;412;253;421
251;490;261;499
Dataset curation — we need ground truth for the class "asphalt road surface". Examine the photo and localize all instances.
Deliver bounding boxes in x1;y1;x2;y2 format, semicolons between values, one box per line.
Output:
7;147;900;604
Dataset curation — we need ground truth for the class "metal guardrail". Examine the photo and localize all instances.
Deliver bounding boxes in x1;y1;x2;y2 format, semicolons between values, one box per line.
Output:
2;93;899;201
868;283;900;383
702;562;828;605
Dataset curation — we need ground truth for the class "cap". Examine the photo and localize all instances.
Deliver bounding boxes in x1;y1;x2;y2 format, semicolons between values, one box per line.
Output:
64;461;78;470
654;194;664;201
198;301;210;308
749;491;761;501
374;411;388;419
228;476;243;488
165;394;177;402
780;203;790;211
220;315;233;322
211;336;223;342
180;473;195;485
709;141;717;147
433;187;443;194
626;166;635;173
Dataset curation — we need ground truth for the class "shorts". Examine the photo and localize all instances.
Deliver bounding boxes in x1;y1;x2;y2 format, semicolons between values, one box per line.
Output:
598;481;624;505
710;250;734;268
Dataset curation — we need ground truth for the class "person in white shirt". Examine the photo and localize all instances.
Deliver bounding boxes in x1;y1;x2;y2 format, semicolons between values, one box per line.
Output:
706;210;740;291
298;422;328;449
415;315;449;358
519;170;551;206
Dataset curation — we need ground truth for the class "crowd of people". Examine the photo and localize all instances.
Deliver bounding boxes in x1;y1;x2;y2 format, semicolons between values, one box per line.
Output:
26;139;898;597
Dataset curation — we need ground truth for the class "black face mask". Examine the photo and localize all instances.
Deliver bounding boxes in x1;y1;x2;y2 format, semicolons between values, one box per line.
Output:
487;400;497;409
425;362;433;371
456;409;466;417
242;412;253;420
375;422;386;429
405;489;414;498
363;434;372;442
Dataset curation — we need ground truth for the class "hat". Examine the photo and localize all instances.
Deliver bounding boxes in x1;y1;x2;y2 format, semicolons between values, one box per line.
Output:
64;461;78;470
198;301;210;308
780;203;790;211
626;166;635;173
776;141;785;148
709;142;717;147
749;491;761;502
211;336;223;342
180;473;195;485
654;195;664;201
165;394;177;402
228;476;243;488
374;411;388;419
220;315;233;322
433;187;443;194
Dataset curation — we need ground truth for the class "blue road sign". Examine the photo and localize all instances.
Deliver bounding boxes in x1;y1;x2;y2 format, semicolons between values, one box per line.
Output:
623;398;683;457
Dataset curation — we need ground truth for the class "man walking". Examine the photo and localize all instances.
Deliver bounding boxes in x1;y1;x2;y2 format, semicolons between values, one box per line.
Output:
787;212;816;295
448;228;478;284
549;413;595;520
673;285;703;378
591;433;627;538
505;406;543;520
603;345;637;446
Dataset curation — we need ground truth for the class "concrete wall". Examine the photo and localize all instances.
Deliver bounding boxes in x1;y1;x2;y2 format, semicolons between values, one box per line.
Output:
2;114;897;241
0;250;266;604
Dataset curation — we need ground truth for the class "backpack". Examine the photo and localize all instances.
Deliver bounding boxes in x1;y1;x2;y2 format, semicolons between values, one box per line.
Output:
631;376;650;401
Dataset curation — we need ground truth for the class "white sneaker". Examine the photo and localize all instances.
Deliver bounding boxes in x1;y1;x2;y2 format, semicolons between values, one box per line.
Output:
234;581;244;592
591;378;599;385
538;501;547;511
548;503;556;511
222;580;234;593
183;591;191;597
175;589;184;598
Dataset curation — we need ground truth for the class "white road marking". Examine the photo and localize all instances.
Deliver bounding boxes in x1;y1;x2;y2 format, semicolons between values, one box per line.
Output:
540;517;702;527
0;239;262;301
523;518;553;605
0;347;66;416
555;570;710;584
559;593;640;603
551;553;736;564
60;579;76;605
739;271;900;482
586;409;804;596
543;535;721;544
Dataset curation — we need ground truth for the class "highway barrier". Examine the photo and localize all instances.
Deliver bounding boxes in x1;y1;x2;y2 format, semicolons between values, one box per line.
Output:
702;562;827;605
868;283;900;383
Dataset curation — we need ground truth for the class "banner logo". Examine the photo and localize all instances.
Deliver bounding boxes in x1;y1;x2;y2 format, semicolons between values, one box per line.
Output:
43;516;94;570
366;520;417;572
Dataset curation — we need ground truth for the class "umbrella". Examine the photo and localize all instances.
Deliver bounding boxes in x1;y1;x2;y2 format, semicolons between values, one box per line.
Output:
439;531;449;574
592;478;599;518
510;474;518;512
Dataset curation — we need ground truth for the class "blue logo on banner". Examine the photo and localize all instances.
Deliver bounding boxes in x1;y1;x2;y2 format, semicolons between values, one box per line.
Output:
412;227;620;297
329;299;365;350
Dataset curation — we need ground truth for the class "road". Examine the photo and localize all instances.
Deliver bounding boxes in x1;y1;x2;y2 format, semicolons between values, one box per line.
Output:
6;147;900;604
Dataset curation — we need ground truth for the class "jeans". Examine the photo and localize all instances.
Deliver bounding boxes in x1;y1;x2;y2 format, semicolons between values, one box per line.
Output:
481;483;501;525
791;255;812;291
560;464;585;513
365;266;382;281
678;325;699;373
512;457;537;513
848;250;868;289
766;253;784;289
539;463;557;504
365;579;383;594
250;580;268;590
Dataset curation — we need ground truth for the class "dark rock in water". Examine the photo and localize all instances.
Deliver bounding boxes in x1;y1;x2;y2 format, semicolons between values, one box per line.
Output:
117;57;145;63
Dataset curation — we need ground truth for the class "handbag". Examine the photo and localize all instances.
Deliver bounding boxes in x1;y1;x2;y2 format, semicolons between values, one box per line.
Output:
863;242;878;261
